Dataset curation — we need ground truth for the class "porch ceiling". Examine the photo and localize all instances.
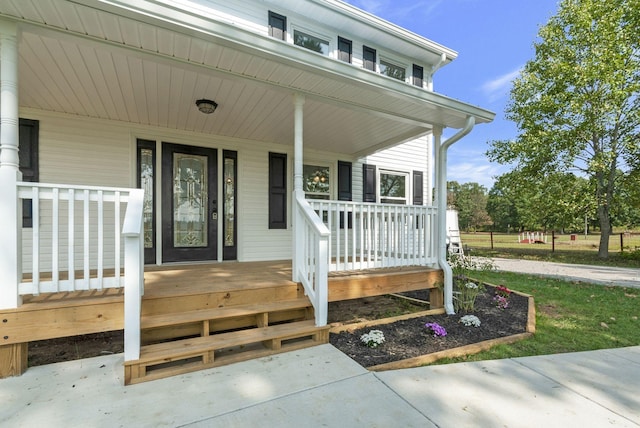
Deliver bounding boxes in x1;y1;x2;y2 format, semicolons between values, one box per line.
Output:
1;0;494;156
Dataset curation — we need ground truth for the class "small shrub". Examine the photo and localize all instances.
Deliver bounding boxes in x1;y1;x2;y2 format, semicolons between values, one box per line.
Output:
460;314;481;327
360;330;385;348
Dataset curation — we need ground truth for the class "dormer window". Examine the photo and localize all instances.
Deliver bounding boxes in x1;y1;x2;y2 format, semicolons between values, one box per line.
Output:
294;30;329;55
380;59;406;82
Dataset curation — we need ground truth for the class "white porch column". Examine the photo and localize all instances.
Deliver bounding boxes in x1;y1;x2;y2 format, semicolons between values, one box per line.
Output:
0;19;22;309
291;94;305;281
0;21;22;309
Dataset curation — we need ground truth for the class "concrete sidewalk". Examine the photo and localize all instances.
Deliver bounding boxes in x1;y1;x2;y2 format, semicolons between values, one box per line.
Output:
2;344;639;427
491;257;640;288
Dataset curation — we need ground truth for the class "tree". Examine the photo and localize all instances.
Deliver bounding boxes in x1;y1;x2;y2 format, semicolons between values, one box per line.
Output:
487;0;640;258
447;181;491;231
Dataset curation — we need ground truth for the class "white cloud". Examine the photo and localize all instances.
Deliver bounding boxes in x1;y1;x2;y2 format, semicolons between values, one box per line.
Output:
481;67;522;102
447;160;505;189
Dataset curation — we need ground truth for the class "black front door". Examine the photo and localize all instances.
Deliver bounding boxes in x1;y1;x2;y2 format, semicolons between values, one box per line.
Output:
162;143;218;262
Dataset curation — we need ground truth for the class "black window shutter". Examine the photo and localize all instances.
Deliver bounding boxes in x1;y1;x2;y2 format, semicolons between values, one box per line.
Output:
363;163;376;202
413;64;424;88
338;161;353;229
338;37;352;63
337;161;352;201
363;46;376;71
19;118;39;228
413;171;424;205
269;152;287;229
268;11;287;41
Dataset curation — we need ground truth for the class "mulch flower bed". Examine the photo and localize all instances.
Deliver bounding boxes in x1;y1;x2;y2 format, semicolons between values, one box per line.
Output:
329;285;532;369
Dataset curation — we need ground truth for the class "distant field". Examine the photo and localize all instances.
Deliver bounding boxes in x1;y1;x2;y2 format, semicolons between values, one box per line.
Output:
458;231;640;267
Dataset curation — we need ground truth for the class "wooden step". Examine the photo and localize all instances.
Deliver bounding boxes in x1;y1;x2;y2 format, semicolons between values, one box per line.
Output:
124;320;329;385
141;297;312;330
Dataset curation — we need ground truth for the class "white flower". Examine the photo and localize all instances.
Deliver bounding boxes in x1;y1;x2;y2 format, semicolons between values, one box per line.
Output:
360;329;385;347
460;314;481;327
465;282;479;289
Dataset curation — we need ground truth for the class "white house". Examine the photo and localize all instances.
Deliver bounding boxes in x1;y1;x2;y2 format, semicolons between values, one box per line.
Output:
0;0;494;383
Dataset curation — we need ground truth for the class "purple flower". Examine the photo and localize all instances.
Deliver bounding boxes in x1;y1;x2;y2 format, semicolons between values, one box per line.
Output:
493;295;509;309
425;322;447;337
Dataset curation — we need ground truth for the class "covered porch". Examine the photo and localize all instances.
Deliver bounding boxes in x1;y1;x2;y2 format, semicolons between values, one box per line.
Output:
0;0;493;382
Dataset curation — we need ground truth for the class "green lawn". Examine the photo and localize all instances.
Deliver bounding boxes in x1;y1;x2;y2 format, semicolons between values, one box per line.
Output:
435;270;640;364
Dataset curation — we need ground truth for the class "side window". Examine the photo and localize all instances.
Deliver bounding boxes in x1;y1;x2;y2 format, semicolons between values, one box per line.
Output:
268;152;287;229
338;37;352;63
303;164;330;200
268;11;287;41
19;118;39;228
380;59;406;82
293;29;329;55
137;139;156;264
363;46;376;72
413;64;424;88
379;170;409;204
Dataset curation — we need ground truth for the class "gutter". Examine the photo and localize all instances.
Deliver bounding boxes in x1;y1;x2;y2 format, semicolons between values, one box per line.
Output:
436;116;475;314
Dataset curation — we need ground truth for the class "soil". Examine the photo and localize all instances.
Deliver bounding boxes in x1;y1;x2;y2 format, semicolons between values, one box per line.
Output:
329;287;529;368
28;285;528;368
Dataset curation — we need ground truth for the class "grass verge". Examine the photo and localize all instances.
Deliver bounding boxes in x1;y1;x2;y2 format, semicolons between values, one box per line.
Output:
434;270;640;364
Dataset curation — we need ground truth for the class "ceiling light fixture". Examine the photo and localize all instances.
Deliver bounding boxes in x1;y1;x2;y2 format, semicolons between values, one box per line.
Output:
195;99;218;114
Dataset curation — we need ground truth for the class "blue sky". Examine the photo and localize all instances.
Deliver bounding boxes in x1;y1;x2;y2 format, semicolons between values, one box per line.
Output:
343;0;559;189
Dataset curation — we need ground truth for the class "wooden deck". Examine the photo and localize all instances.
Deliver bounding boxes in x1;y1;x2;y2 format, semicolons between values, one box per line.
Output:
1;260;443;382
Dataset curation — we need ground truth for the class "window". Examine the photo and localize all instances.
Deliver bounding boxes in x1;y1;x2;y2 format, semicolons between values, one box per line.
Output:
268;11;287;40
137;139;156;264
413;64;424;88
293;30;329;55
19;118;39;228
380;59;406;81
303;164;330;200
363;46;376;71
268;152;287;229
223;150;238;260
379;170;409;204
337;37;352;63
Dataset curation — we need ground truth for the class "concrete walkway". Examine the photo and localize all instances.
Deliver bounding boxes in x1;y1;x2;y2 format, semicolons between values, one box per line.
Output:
491;257;640;288
1;344;639;427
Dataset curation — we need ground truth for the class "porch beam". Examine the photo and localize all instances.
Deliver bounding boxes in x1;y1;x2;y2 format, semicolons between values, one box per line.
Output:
0;19;22;310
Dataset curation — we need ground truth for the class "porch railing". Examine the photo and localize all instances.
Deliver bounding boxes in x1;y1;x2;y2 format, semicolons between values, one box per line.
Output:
293;191;330;327
308;200;438;271
17;182;144;295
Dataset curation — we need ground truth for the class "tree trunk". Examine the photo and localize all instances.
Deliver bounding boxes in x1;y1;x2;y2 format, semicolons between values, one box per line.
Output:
598;205;610;259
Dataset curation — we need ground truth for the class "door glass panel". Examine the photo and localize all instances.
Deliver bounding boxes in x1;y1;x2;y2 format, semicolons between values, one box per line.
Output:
173;153;208;247
140;148;154;249
224;157;235;247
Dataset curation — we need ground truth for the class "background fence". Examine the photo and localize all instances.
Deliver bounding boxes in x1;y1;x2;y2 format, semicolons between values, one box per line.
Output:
459;231;640;254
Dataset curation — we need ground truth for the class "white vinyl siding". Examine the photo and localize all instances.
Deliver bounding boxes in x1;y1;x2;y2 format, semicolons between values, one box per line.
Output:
19;110;359;267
